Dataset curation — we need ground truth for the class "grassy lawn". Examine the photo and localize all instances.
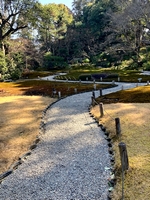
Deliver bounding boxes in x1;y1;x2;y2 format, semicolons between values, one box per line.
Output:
0;95;55;174
56;67;150;83
0;79;112;175
1;70;150;199
90;85;150;200
0;80;112;97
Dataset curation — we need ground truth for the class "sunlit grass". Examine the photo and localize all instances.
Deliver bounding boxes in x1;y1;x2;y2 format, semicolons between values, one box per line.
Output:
0;77;113;174
0;95;55;173
0;80;112;97
96;85;150;103
91;85;150;200
59;68;150;82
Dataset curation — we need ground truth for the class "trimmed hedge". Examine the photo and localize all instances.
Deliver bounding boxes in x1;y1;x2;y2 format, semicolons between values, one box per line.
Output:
78;74;92;81
91;73;108;80
106;73;119;78
79;73;119;81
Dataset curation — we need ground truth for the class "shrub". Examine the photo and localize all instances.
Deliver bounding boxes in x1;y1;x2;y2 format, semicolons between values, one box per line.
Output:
106;73;119;78
143;61;150;71
43;52;68;70
78;74;92;81
82;58;90;63
91;73;108;80
11;69;21;80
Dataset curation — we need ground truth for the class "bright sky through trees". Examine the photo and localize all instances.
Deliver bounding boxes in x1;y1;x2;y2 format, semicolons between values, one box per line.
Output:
39;0;72;9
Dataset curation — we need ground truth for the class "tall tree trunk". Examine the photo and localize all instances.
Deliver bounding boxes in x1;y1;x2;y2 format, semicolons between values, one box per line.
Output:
135;20;142;57
0;28;6;55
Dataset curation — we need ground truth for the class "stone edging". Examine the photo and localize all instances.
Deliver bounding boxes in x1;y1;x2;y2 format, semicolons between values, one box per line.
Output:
0;97;62;184
0;93;78;183
0;90;116;200
88;105;116;200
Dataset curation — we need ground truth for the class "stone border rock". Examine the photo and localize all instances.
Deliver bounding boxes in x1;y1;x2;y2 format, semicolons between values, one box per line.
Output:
0;93;79;183
0;98;62;183
89;105;116;200
0;89;115;200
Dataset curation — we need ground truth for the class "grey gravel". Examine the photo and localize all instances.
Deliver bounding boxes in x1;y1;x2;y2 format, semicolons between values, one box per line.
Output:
0;82;145;200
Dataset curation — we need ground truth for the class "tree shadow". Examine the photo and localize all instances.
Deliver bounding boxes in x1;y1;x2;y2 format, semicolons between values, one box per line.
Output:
0;94;111;199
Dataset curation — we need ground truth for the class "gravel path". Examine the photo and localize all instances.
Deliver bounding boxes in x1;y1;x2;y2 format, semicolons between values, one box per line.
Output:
0;82;145;200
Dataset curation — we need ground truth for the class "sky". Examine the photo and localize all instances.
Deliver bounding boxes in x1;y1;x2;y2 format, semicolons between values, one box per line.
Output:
38;0;73;9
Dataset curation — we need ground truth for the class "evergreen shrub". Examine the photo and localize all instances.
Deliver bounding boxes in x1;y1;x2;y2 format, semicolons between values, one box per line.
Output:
78;74;92;81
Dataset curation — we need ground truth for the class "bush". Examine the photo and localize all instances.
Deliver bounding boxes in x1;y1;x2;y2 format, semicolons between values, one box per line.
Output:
82;58;90;63
106;73;119;78
78;74;92;81
90;73;119;81
43;52;68;70
91;73;108;80
143;61;150;71
71;63;95;70
11;69;21;80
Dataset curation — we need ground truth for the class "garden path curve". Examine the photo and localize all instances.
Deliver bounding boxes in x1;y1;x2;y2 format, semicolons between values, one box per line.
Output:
0;82;145;200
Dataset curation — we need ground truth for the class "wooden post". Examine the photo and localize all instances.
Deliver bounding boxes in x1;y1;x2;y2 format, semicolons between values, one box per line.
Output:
112;80;115;85
118;142;129;200
52;88;56;97
58;91;61;99
92;91;95;99
94;84;96;90
118;142;129;171
115;117;121;136
99;103;104;117
99;88;102;96
91;96;95;106
74;88;77;93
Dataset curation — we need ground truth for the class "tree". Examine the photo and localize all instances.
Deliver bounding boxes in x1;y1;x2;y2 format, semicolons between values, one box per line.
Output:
67;0;115;60
105;0;150;68
34;3;73;55
72;0;94;21
0;0;37;53
82;0;114;51
43;52;68;70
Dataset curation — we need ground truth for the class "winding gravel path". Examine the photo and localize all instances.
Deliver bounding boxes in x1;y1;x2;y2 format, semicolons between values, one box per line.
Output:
0;82;145;200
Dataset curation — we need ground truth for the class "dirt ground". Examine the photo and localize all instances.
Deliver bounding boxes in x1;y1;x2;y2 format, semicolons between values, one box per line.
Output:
0;96;56;174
